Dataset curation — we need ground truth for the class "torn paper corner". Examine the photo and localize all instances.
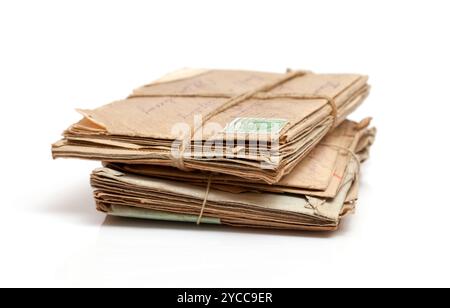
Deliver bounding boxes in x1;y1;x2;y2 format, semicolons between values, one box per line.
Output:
75;108;107;130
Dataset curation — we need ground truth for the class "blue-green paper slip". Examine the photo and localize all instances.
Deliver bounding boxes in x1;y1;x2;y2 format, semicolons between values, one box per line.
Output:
108;205;221;225
224;118;289;134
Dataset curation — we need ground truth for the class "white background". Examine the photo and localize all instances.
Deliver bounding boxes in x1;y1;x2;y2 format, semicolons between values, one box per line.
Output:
1;0;449;288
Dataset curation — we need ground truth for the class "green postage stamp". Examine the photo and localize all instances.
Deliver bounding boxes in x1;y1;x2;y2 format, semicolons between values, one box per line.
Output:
224;118;289;134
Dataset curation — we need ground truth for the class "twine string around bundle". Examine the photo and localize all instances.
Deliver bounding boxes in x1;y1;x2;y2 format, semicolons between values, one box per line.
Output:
166;70;339;172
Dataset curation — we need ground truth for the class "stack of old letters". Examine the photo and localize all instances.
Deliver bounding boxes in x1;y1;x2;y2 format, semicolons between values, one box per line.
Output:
52;68;376;231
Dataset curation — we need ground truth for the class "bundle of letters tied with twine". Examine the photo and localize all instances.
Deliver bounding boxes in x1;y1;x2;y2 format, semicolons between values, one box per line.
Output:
52;68;376;231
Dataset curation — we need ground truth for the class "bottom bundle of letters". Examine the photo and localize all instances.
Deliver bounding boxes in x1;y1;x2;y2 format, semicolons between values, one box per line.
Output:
90;119;376;232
